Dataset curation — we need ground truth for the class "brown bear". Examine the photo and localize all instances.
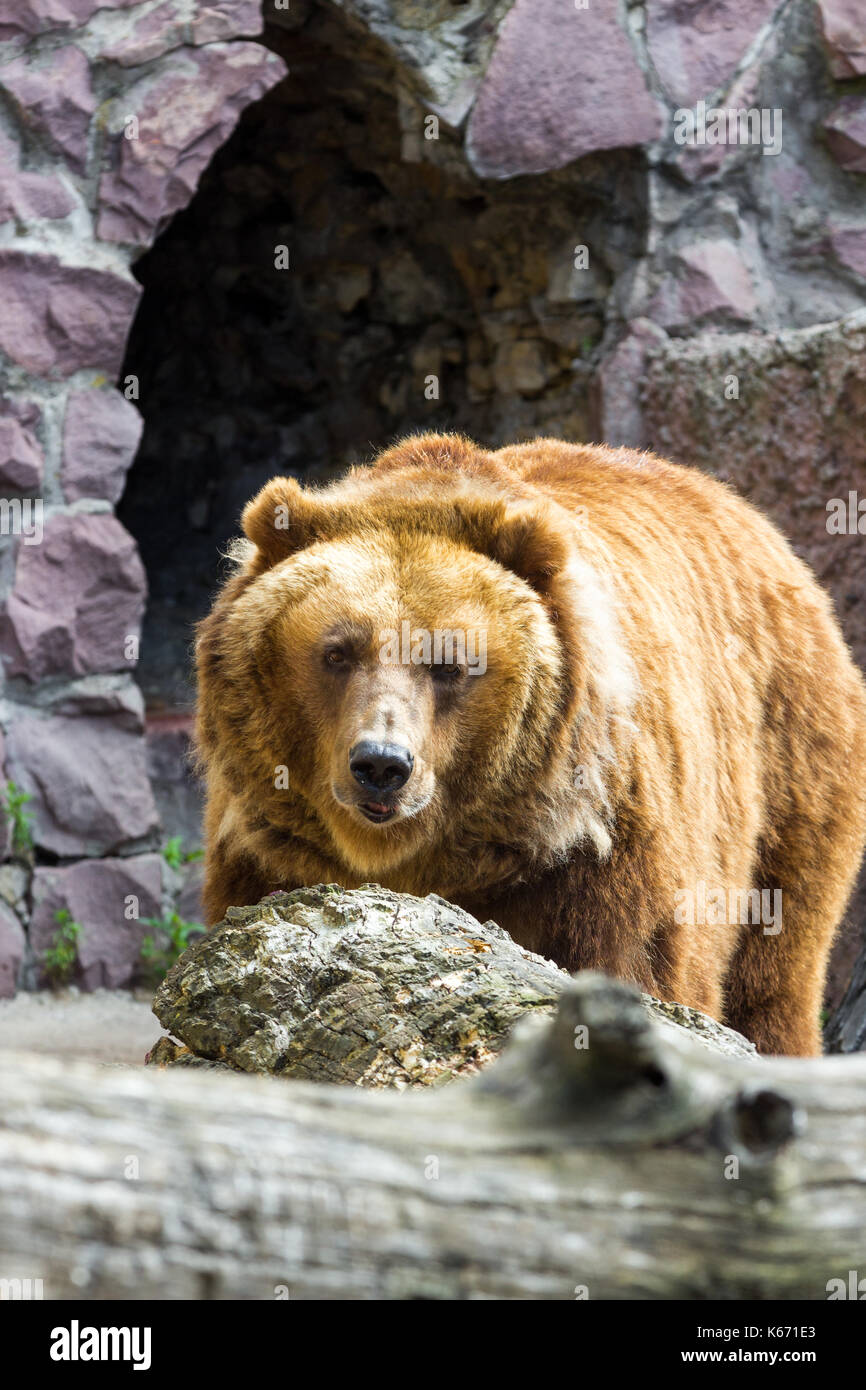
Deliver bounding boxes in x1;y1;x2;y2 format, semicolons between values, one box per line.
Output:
195;433;866;1056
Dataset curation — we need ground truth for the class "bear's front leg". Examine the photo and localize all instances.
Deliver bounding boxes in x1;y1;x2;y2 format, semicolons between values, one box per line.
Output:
201;841;271;927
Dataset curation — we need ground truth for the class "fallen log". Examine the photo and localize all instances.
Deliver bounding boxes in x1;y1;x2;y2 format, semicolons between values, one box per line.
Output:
2;969;865;1300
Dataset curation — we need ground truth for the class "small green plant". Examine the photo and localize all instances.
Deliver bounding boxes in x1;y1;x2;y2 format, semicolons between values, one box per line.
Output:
42;908;82;985
140;911;204;982
4;780;34;857
162;837;204;872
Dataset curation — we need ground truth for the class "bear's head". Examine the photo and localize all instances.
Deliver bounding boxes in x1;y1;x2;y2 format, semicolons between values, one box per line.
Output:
196;435;632;891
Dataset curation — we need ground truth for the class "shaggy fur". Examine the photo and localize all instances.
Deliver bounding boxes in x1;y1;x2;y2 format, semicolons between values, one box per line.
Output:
195;433;866;1055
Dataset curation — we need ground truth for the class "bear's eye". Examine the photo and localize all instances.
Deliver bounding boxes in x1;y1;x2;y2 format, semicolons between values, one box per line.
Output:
430;662;463;683
323;645;350;669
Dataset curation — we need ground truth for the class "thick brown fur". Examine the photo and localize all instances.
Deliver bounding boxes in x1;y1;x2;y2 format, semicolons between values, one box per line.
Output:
195;433;866;1055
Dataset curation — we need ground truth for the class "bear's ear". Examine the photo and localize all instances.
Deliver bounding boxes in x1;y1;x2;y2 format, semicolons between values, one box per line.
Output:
484;505;571;596
371;432;489;476
241;477;321;569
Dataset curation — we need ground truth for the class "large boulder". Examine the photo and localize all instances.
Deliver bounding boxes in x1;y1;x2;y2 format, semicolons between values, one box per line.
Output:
0;513;146;682
5;713;159;858
0;252;141;378
61;389;143;505
466;0;661;179
641;314;866;687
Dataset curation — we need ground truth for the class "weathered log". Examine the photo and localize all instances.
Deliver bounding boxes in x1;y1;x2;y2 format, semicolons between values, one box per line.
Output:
2;971;865;1300
146;885;756;1082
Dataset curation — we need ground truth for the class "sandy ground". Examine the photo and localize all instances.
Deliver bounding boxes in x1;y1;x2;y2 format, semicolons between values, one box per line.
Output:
0;989;161;1066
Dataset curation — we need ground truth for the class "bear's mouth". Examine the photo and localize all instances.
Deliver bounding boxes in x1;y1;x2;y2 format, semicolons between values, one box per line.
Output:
359;800;397;824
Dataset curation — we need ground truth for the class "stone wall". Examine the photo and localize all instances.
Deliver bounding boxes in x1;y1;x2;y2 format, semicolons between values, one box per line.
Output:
1;0;865;1038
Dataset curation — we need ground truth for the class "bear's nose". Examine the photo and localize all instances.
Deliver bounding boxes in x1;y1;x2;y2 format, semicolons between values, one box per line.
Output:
349;741;414;793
